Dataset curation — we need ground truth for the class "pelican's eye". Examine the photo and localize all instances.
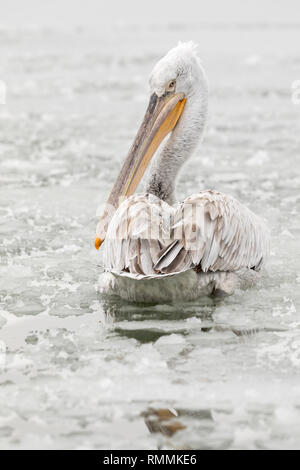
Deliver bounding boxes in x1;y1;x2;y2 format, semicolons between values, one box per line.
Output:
167;79;176;91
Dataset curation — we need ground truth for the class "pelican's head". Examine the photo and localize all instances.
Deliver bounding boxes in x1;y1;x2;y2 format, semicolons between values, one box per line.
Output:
95;42;206;249
149;41;207;99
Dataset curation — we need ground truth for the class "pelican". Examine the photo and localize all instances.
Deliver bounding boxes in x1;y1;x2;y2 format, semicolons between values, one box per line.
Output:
95;42;270;303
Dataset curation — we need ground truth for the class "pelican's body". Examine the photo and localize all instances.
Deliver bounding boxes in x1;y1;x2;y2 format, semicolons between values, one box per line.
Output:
95;42;270;303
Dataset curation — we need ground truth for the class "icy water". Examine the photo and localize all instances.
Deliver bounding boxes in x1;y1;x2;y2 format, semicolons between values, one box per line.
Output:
0;22;300;449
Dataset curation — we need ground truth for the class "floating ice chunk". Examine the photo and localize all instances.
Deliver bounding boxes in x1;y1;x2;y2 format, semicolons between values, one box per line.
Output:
275;407;300;426
246;150;269;166
155;334;186;345
185;316;202;324
281;229;294;239
0;314;7;329
243;54;262;66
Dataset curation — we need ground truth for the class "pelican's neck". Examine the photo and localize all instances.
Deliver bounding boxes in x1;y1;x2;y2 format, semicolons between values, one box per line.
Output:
145;82;208;205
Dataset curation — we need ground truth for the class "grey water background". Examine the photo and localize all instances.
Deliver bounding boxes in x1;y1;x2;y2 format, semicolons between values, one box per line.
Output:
0;0;300;449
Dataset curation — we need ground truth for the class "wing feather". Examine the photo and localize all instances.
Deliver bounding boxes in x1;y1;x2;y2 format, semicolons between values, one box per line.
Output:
103;194;174;275
155;191;270;274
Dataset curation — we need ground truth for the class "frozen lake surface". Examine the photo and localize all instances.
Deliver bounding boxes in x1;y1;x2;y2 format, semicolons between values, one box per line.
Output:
0;20;300;449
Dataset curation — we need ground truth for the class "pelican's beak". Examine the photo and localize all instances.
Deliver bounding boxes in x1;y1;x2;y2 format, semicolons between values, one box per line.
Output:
95;91;186;249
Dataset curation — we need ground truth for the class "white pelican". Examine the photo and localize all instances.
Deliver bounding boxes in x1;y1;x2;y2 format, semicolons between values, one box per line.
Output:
95;42;270;303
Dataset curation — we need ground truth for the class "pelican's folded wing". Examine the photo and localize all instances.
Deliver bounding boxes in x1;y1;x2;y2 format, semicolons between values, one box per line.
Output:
154;191;270;274
102;193;175;275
